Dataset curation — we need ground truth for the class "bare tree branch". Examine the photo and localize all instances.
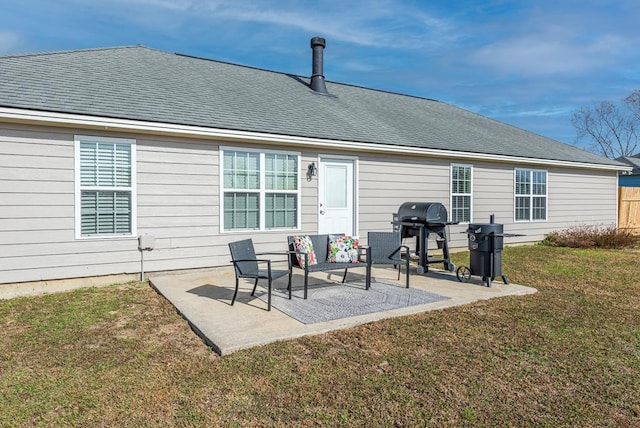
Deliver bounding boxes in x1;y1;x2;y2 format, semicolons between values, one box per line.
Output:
572;91;640;158
624;89;640;123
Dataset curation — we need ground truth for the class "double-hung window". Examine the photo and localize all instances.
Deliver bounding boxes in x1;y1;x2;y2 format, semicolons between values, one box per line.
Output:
221;147;299;231
450;164;472;223
514;168;547;221
75;136;136;238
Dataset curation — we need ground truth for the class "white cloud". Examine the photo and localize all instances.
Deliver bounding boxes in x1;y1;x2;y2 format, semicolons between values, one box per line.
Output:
502;106;575;118
470;26;626;76
108;0;457;50
221;1;452;49
465;0;640;79
110;0;197;11
341;59;379;73
0;30;23;54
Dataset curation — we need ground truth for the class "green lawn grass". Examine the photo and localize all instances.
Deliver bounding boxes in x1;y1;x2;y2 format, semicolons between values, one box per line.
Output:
1;245;639;426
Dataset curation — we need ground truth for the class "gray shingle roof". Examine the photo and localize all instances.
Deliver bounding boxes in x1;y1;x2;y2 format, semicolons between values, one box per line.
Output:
616;155;640;173
0;45;622;167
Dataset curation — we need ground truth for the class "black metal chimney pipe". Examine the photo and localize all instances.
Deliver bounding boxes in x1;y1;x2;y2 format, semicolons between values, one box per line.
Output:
310;37;328;94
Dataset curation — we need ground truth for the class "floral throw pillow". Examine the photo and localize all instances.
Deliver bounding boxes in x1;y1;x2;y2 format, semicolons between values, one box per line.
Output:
327;235;360;263
293;235;317;268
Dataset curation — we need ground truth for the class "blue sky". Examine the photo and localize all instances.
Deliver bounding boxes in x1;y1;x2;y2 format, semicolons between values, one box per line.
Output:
2;0;639;150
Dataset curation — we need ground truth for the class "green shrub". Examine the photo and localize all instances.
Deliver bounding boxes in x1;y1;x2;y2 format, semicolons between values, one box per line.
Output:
542;224;638;249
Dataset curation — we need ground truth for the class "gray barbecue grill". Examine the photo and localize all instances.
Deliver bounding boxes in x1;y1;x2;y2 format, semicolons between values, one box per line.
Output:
393;202;457;274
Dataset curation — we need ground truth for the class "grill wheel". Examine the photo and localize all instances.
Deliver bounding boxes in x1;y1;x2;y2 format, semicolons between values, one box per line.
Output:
456;266;471;282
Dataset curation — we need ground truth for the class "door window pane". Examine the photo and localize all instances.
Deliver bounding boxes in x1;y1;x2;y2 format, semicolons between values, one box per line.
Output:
325;165;347;208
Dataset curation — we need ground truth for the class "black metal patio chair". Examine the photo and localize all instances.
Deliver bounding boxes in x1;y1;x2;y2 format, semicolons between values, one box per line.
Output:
228;239;292;311
367;231;411;288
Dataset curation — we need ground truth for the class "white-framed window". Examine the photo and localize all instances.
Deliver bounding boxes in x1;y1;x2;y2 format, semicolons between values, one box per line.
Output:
450;164;473;223
221;146;300;231
514;168;547;222
74;136;136;238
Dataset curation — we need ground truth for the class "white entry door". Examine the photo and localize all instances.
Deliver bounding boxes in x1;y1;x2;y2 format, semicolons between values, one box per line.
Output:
318;158;355;235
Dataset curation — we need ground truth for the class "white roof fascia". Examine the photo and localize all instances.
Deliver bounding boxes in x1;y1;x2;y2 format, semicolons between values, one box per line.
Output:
0;107;631;172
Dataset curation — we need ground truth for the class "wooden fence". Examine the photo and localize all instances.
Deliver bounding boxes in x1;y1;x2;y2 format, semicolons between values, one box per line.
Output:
618;187;640;235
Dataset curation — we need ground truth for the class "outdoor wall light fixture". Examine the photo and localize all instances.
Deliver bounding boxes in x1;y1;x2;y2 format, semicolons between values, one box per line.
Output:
306;162;317;181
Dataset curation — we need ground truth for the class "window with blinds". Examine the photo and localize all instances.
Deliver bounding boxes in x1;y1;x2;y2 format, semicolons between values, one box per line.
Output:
450;164;473;223
221;147;299;231
75;136;136;238
514;168;547;222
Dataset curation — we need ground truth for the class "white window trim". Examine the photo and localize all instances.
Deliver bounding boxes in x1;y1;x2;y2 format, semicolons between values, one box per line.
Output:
513;168;548;222
450;163;473;224
74;135;137;239
220;146;301;233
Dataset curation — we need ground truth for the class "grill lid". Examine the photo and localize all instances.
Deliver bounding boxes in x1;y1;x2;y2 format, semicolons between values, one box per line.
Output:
397;202;448;224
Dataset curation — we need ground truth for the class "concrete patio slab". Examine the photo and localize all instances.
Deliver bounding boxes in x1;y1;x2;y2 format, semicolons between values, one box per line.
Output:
150;266;537;355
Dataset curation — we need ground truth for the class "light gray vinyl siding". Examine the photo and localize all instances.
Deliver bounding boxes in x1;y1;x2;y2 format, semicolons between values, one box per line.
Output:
471;163;617;243
358;154;456;248
359;154;450;229
299;153;319;233
357;156;618;249
135;136;220;272
0;126;214;282
1;125;138;283
0;124;319;284
547;168;617;225
0;123;619;285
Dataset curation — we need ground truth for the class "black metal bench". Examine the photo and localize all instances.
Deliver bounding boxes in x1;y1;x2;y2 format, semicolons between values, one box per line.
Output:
287;234;371;299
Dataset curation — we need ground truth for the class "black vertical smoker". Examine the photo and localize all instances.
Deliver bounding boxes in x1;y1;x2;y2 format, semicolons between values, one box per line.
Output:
457;215;509;287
